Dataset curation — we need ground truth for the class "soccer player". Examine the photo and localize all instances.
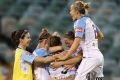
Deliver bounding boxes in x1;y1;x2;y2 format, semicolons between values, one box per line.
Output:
11;29;55;80
51;31;83;80
33;29;64;80
48;35;65;80
56;1;104;80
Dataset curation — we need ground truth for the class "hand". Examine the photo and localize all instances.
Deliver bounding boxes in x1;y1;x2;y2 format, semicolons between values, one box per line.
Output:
50;61;63;69
56;56;66;61
55;51;68;61
64;64;75;70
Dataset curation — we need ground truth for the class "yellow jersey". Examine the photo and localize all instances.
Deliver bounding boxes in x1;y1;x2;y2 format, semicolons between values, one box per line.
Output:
13;48;33;80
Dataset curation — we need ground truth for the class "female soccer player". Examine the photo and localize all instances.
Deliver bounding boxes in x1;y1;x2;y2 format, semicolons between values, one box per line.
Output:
33;29;64;80
48;35;65;80
56;1;104;80
51;31;82;80
11;29;55;80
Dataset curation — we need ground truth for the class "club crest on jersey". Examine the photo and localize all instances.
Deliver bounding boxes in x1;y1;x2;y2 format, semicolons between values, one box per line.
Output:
75;27;82;32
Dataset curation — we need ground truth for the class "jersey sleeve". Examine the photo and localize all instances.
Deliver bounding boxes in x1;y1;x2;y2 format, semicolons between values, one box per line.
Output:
21;52;36;63
33;49;48;57
74;19;86;38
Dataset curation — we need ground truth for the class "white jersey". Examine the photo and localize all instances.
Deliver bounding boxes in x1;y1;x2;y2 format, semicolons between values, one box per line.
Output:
74;16;104;80
74;16;100;57
49;46;82;78
33;48;50;80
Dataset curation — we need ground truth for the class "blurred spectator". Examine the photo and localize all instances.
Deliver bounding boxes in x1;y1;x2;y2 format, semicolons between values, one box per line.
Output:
1;16;17;38
0;0;119;80
0;54;11;80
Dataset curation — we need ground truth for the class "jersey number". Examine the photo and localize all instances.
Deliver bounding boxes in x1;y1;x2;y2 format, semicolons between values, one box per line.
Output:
92;24;97;39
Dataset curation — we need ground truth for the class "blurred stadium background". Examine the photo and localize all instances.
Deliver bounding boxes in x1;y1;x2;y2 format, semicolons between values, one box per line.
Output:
0;0;120;80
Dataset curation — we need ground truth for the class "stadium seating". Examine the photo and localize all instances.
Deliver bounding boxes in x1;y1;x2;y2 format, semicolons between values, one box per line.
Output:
0;0;120;80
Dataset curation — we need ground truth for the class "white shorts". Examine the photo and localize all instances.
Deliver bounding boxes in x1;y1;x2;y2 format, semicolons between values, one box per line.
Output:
34;68;50;80
75;50;104;80
49;67;64;77
49;67;76;80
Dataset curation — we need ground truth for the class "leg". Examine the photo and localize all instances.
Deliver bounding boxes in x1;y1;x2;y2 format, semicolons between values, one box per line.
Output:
93;59;104;80
74;57;99;80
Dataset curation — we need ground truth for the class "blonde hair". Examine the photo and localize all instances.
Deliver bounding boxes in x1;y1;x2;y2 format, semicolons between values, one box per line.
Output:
72;0;90;14
39;28;51;41
52;31;61;37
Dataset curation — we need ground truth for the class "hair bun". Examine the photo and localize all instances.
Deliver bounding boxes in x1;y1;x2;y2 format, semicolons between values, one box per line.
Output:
42;28;48;33
75;1;84;8
52;32;61;37
39;28;48;36
84;3;90;9
75;0;90;10
39;28;51;40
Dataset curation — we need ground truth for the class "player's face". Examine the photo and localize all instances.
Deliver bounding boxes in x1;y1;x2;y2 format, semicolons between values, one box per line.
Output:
44;39;49;49
20;32;31;47
64;38;73;48
70;5;78;21
40;39;49;49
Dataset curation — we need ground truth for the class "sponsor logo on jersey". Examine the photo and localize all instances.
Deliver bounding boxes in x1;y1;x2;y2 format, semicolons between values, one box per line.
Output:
75;27;82;32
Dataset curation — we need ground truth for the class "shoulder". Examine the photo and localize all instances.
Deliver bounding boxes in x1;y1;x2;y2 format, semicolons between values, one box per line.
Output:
34;48;46;53
33;48;48;57
15;48;25;55
85;17;94;24
74;17;88;27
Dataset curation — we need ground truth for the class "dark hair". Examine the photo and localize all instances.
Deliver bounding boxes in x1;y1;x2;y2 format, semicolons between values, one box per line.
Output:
39;28;51;42
49;36;62;47
64;31;75;40
72;0;90;14
11;29;28;47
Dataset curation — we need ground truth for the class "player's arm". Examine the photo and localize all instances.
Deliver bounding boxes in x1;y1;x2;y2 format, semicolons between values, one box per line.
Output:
96;26;104;43
97;31;104;43
32;50;56;63
34;56;55;63
51;51;82;68
61;37;80;60
21;52;55;64
49;46;63;53
60;52;82;65
97;29;104;43
56;20;85;61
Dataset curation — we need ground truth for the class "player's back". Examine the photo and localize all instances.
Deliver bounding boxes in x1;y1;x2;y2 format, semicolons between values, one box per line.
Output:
83;17;99;50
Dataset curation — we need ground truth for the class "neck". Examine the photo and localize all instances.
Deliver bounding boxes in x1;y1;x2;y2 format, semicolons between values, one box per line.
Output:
77;14;85;19
37;43;48;51
37;43;45;49
18;44;26;50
